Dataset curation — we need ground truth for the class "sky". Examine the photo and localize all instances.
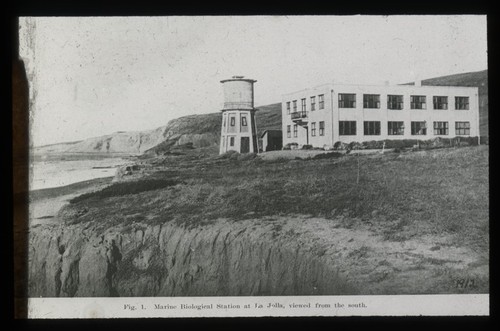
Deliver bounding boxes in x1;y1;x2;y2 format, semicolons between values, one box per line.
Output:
19;15;487;146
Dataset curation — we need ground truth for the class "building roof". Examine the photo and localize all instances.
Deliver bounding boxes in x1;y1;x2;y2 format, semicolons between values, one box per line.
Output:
220;76;257;83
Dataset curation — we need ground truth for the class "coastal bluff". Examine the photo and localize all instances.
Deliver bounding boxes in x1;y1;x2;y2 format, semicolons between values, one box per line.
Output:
28;217;355;297
34;103;282;155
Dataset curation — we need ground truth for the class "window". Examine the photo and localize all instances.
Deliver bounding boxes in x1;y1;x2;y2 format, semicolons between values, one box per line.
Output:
410;95;426;109
311;122;316;136
222;136;225;147
363;94;380;109
293;124;298;138
240;115;248;132
339;93;356;108
411;121;427;135
311;96;316;111
318;94;325;109
287;125;291;138
286;102;291;115
433;121;449;135
301;98;306;112
387;95;403;110
319;121;325;136
230;137;235;146
455;122;470;135
455;97;469;110
228;115;237;133
433;96;448;110
364;121;381;135
339;121;356;135
293;100;297;112
388;121;404;135
223;116;226;128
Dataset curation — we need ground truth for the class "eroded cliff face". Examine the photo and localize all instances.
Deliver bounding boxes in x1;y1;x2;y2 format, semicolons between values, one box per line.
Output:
29;218;357;297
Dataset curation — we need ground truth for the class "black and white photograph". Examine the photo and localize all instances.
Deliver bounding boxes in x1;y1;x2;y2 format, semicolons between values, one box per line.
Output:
17;15;488;318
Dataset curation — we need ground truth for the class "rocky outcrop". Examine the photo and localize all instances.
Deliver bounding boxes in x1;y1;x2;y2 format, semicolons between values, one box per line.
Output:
28;218;357;297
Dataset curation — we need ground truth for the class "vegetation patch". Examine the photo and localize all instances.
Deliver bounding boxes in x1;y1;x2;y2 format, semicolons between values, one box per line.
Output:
333;136;479;151
63;145;488;252
70;179;181;204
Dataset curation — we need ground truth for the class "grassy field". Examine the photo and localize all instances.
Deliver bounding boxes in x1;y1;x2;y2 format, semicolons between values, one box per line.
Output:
65;145;489;253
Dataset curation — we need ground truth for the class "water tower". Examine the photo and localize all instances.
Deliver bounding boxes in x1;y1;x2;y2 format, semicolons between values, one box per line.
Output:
219;76;258;154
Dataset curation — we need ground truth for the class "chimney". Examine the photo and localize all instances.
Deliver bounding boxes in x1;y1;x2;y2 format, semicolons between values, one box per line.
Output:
384;80;390;86
415;80;422;87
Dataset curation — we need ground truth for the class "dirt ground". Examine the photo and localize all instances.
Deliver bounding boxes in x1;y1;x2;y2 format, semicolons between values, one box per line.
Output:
271;215;488;294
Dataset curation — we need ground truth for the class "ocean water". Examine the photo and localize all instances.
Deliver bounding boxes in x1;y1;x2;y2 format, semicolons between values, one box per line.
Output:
30;154;129;191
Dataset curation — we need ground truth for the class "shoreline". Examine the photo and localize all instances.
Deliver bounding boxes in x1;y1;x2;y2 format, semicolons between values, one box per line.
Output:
30;176;114;201
30;176;114;225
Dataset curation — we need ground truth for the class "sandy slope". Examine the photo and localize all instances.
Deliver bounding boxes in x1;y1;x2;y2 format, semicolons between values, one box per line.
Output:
29;177;114;226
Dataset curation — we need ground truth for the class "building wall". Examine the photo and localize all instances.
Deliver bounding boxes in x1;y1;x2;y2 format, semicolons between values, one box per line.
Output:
220;110;257;154
261;131;283;152
282;83;479;149
262;132;269;152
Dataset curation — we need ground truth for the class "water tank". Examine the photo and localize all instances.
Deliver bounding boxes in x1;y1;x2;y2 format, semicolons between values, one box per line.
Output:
220;76;257;110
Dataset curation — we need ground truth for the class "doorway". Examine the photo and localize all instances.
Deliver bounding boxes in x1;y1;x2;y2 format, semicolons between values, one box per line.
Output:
241;137;250;153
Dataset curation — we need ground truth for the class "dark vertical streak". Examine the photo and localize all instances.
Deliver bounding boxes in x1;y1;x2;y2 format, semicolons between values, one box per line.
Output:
12;17;30;319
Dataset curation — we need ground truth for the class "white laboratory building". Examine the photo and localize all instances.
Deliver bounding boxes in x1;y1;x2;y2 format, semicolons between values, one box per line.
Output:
281;82;480;149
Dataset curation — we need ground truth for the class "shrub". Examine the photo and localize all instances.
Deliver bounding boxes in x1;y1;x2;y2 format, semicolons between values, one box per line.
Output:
335;137;480;151
218;150;239;159
229;152;240;160
283;142;298;150
301;144;313;150
313;152;343;159
348;142;363;150
362;140;383;149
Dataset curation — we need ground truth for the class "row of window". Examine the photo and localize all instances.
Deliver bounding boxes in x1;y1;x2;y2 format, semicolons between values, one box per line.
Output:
286;94;470;113
286;121;471;137
223;116;248;127
223;113;249;133
287;94;325;114
338;121;471;136
286;121;326;138
311;121;325;137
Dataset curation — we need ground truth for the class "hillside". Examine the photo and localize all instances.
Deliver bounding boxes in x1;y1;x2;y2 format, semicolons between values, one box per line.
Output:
35;103;282;155
34;127;166;155
405;70;488;139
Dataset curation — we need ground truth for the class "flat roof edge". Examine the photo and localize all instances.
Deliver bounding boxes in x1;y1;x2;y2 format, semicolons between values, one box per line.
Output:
220;79;257;83
282;83;478;97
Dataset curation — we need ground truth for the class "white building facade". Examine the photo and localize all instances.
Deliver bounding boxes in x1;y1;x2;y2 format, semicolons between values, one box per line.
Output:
282;83;480;149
